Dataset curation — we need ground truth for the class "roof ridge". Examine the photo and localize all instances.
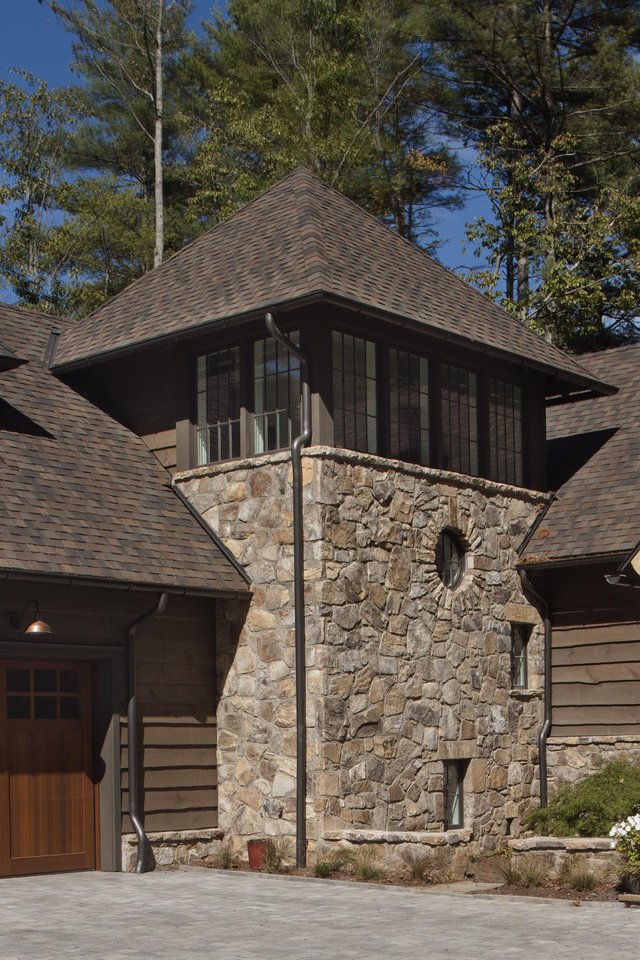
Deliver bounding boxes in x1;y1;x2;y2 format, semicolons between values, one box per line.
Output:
291;170;333;291
579;342;640;359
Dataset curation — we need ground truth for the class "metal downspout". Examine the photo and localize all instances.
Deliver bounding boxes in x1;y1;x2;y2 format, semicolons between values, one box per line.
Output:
518;569;551;807
126;592;169;872
265;312;312;868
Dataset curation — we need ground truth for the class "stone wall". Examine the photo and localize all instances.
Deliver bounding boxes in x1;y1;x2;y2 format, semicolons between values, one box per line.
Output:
548;736;640;790
176;446;548;857
121;828;224;871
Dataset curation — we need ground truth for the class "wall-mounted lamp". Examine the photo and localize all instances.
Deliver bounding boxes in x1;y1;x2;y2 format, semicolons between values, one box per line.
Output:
23;600;52;636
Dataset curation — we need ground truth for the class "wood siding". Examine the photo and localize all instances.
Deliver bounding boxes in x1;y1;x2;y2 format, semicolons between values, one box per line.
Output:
120;601;218;834
547;565;640;737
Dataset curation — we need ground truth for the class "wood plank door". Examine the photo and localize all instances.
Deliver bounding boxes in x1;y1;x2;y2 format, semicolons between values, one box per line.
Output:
0;660;96;877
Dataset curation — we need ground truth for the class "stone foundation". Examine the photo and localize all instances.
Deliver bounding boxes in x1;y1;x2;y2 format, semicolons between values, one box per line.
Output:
548;736;640;790
322;827;472;874
121;828;224;872
177;446;548;855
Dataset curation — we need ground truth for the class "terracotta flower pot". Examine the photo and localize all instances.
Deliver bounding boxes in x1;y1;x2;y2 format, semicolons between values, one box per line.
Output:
247;838;268;870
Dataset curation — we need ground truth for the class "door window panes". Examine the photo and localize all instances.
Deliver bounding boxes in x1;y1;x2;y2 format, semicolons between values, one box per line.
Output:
489;378;524;486
196;346;241;465
333;331;377;453
440;363;478;475
254;332;301;453
389;348;430;465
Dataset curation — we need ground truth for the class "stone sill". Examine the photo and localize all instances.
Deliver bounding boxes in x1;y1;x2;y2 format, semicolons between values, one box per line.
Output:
174;445;549;504
509;837;613;853
509;688;543;701
122;828;224;846
323;828;472;847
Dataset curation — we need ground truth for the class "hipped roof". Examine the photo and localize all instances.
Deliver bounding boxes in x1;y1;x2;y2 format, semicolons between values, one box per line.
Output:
0;303;249;595
54;167;610;395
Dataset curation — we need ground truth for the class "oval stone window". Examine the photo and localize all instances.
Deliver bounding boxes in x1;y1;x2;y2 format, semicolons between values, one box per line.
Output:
436;530;465;589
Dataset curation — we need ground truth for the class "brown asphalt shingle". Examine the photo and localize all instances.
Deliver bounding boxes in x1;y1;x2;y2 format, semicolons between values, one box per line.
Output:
521;344;640;565
0;303;249;594
54;167;607;393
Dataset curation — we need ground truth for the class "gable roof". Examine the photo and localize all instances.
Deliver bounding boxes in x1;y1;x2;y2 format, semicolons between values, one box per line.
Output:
54;167;608;394
521;344;640;566
0;302;249;595
0;338;26;372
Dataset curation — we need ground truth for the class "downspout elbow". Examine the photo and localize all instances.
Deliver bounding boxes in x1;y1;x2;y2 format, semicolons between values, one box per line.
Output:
519;568;551;808
126;592;169;873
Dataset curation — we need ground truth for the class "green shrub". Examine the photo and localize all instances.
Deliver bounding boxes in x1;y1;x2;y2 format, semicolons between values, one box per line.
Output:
526;762;640;837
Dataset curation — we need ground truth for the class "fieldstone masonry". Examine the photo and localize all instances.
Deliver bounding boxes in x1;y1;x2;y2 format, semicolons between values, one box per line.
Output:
176;446;549;860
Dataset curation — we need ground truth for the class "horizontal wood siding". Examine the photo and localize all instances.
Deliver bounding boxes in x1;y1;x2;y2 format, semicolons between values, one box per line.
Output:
121;598;218;834
552;621;640;737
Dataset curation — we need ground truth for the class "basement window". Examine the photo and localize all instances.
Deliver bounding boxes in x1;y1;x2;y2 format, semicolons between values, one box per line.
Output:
511;623;530;689
444;760;467;829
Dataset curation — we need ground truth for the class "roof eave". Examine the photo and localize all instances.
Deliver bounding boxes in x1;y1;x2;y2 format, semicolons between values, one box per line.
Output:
53;289;610;396
0;566;250;599
517;550;628;570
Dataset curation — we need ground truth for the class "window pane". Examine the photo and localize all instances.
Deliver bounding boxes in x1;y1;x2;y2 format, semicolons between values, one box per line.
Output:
489;378;523;485
60;697;80;720
253;332;301;453
511;624;529;688
7;669;29;693
389;347;429;465
60;670;79;693
34;669;56;693
333;331;377;453
7;696;30;719
34;696;57;720
197;346;241;465
440;363;478;475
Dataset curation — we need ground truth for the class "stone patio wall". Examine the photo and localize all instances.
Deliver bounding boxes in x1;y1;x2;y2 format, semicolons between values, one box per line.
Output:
547;735;640;790
176;446;548;857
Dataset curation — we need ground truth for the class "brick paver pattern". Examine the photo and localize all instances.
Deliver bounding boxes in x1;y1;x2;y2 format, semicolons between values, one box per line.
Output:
0;869;636;959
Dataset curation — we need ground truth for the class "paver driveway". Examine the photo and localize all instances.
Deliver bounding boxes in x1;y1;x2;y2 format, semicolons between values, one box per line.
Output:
0;869;636;960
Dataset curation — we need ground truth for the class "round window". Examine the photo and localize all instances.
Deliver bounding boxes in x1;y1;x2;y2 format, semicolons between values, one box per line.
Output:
436;530;465;589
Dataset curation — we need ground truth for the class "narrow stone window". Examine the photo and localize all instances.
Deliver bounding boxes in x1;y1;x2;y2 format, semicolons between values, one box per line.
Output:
440;363;478;475
444;760;466;829
511;623;530;688
435;530;465;589
332;330;377;453
196;346;241;465
489;377;524;486
389;347;430;465
254;331;301;454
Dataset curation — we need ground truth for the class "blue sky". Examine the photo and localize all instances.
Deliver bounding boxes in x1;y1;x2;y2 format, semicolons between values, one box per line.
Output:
0;0;490;275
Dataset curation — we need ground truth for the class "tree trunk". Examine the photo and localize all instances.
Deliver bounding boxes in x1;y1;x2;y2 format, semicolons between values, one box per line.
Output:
153;0;164;269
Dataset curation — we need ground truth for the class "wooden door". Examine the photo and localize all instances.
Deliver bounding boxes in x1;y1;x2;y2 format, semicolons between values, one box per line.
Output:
0;660;96;877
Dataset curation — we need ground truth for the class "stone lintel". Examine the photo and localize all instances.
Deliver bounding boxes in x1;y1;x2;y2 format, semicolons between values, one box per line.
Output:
505;602;540;625
323;829;472;847
437;742;478;761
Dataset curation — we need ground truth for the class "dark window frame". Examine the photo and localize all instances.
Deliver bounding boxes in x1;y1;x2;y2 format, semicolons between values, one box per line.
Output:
488;375;525;486
332;329;379;454
252;330;301;456
196;345;242;465
388;345;431;466
435;529;465;589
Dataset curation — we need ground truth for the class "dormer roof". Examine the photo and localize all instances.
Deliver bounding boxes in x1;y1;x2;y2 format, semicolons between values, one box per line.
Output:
54;166;610;395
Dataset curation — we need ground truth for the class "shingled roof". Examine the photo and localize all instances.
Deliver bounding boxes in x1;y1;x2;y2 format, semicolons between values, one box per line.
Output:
0;339;26;373
521;344;640;566
54;168;608;394
0;302;249;595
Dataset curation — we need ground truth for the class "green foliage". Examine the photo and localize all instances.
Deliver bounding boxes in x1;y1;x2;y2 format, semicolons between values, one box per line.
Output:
190;0;460;246
526;762;640;837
